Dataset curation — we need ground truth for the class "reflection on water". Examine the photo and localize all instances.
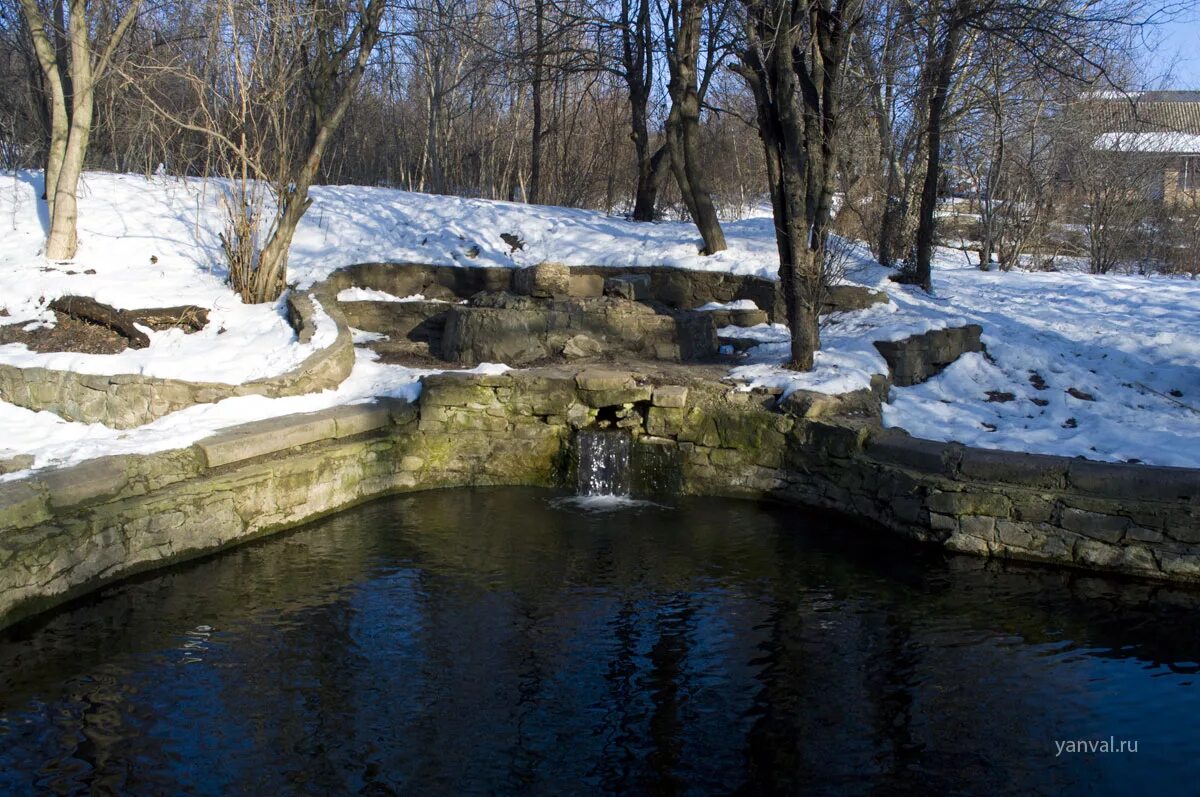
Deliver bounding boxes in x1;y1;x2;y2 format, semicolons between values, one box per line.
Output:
1;488;1198;796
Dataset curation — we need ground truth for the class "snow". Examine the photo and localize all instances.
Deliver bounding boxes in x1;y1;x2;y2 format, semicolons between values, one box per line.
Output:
1093;131;1200;154
0;347;508;481
878;253;1200;467
0;295;337;383
695;299;762;311
337;287;451;303
2;170;1199;473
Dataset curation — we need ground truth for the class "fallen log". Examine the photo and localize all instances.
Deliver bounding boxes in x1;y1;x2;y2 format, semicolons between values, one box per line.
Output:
125;305;209;333
48;295;150;349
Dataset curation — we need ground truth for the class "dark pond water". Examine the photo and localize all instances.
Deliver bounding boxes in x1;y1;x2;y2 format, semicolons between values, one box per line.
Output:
2;488;1199;796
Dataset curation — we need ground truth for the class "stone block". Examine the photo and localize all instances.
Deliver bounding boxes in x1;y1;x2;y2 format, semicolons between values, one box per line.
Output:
39;456;132;509
865;429;961;476
1059;506;1128;543
995;520;1035;549
1158;550;1200;579
575;369;635;392
930;512;958;532
958;447;1068;489
513;262;570;298
1074;539;1123;568
960;515;996;540
647;406;685;436
926;489;1011;517
821;285;889;313
604;275;651;301
326;401;395;438
568;273;605;298
562;334;604;360
0;454;34;475
421;374;499;407
652;385;689;408
945;533;990;556
0;480;49;530
441;306;550;366
1126;525;1164;543
1164;518;1200;544
730;308;769;327
198;413;337;468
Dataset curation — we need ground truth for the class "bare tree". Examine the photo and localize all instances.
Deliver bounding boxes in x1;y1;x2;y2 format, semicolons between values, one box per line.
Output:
616;0;668;220
129;0;383;302
908;0;1148;292
663;0;728;253
19;0;143;259
737;0;863;370
1066;127;1166;274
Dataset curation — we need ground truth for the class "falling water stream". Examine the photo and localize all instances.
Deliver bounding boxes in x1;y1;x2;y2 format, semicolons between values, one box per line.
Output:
576;428;633;497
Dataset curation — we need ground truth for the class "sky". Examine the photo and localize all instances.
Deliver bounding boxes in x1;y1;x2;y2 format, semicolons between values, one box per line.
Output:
1154;16;1200;88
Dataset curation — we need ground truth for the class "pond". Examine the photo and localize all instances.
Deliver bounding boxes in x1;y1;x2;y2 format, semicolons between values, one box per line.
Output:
1;488;1197;795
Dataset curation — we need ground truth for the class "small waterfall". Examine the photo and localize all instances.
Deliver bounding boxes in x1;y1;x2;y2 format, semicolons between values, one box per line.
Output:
576;429;632;497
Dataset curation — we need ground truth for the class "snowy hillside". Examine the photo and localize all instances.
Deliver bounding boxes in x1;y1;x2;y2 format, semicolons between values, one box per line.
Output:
1;170;1199;472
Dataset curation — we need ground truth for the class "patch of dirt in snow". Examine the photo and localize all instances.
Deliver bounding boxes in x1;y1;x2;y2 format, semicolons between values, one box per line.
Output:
0;312;128;354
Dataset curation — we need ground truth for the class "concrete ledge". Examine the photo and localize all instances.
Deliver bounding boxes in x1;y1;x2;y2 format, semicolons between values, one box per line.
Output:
1067;459;1200;502
959;447;1068;490
865;429;962;476
2;368;1198;634
198;413;340;468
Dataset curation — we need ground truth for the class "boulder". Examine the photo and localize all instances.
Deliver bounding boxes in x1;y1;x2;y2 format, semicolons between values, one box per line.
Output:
513;262;570;298
822;285;889;313
562;334;604;360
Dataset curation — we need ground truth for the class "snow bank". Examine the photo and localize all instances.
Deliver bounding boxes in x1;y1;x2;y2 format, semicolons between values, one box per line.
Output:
2;170;1198;470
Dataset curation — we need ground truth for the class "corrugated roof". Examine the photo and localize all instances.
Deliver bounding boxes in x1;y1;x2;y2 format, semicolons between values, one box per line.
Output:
1087;91;1200;135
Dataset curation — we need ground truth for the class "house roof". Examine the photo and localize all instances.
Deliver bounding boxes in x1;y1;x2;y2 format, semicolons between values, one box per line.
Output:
1087;90;1200;154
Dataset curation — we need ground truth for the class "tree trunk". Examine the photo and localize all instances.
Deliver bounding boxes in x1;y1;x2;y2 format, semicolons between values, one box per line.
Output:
45;0;96;260
239;0;383;303
665;0;726;254
528;0;546;205
632;146;668;221
21;0;141;260
914;25;961;292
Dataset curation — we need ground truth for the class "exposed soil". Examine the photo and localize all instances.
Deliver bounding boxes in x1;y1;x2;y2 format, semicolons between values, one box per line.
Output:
0;304;209;355
0;313;130;354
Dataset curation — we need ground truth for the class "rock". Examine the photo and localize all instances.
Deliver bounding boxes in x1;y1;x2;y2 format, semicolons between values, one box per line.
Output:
0;454;34;475
604;274;651;301
568;273;605;298
821;285;889;313
441;307;550;365
513;262;570;298
576;369;635;392
576;369;649;406
652;385;689;408
730;308;769;327
779;386;881;420
873;324;984;386
561;334;604;360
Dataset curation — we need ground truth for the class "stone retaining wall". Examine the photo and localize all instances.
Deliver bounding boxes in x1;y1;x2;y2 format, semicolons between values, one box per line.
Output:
325;262;887;320
0;288;355;428
3;368;1197;631
874;325;984;386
